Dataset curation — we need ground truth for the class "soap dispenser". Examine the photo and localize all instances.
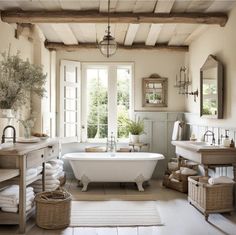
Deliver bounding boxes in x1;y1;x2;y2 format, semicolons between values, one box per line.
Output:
223;130;231;147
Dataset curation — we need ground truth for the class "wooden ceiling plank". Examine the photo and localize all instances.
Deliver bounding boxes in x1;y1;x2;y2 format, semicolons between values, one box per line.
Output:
38;24;62;43
206;1;235;13
1;11;228;26
154;0;175;13
157;24;176;44
145;24;163;46
124;24;139;46
184;25;208;45
51;23;78;44
114;23;129;44
186;0;214;13
70;22;99;44
59;0;81;10
99;0;118;12
45;41;189;52
39;0;61;10
133;0;157;13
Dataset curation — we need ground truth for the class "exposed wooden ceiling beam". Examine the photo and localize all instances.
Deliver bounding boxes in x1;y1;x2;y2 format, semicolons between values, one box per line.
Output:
45;41;188;52
1;10;228;26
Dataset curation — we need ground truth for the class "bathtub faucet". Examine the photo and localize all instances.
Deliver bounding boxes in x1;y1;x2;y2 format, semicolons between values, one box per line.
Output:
106;132;117;152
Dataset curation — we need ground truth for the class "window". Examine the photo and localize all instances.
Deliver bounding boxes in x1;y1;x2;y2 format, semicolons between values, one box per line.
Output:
60;60;81;142
82;63;133;142
60;61;133;142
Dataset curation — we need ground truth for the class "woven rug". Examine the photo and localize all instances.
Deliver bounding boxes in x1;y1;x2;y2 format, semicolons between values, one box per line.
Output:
70;201;163;227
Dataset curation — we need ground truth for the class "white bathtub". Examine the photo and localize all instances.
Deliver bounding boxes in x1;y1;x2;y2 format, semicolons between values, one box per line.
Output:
63;152;164;192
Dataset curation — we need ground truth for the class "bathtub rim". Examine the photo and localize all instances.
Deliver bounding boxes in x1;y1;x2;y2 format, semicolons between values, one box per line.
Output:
62;152;164;161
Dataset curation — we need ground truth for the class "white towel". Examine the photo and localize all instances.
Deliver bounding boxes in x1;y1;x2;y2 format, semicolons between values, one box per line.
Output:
208;176;235;185
57;171;65;179
1;204;32;213
49;159;63;166
180;167;198;175
26;171;38;181
33;179;60;185
37;166;43;174
45;169;58;176
26;168;37;176
172;121;183;141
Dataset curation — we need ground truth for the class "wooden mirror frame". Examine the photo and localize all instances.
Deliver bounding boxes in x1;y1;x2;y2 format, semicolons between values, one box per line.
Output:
200;55;224;119
142;74;168;107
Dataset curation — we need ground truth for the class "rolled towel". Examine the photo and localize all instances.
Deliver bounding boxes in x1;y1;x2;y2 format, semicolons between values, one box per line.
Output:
180;167;197;175
32;183;59;191
45;174;58;180
49;159;64;166
37;166;43;174
208;176;235;185
45;169;58;176
57;171;65;179
33;179;60;185
45;163;53;169
1;204;32;213
26;171;38;181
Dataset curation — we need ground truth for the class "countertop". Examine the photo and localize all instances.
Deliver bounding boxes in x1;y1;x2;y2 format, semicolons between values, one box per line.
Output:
0;138;59;156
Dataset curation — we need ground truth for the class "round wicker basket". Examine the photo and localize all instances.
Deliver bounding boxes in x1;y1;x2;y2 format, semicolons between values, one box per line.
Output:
35;189;72;229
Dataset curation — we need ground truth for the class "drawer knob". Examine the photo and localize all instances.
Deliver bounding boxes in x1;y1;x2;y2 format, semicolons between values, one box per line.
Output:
41;154;44;158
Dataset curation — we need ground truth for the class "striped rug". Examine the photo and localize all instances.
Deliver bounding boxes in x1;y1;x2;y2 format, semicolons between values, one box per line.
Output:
70;201;163;227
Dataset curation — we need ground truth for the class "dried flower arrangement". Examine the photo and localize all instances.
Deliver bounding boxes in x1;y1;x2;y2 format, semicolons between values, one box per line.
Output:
0;50;47;110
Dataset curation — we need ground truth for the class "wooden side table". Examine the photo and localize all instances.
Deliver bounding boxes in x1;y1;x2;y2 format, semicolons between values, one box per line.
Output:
129;142;149;152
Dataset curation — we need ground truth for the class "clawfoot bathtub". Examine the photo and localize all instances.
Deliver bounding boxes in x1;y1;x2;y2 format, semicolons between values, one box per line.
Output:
63;152;164;192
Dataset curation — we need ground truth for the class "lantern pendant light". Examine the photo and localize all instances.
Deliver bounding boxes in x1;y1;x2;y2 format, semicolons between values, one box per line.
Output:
98;0;117;57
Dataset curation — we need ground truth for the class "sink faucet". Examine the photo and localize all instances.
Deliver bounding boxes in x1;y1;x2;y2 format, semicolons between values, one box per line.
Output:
106;132;116;152
1;125;16;144
203;130;215;145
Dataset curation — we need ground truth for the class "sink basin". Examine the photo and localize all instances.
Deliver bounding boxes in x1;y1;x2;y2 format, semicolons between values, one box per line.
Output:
189;141;210;146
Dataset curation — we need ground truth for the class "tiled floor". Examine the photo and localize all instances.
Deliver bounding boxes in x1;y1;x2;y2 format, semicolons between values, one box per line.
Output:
0;179;235;235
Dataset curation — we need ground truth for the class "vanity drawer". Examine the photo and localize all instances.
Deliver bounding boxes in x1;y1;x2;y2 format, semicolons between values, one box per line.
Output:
26;149;44;168
44;143;59;161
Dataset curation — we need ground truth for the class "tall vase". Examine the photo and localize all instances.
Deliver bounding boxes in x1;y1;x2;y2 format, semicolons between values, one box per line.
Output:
23;126;31;139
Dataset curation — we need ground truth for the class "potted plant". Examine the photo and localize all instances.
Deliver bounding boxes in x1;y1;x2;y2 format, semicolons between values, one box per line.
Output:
126;118;144;143
0;50;46;117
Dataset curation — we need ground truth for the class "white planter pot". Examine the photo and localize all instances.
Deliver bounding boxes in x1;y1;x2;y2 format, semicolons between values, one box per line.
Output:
130;134;140;143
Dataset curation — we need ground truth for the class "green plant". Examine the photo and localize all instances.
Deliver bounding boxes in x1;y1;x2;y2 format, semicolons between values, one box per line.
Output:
125;118;144;135
0;50;46;110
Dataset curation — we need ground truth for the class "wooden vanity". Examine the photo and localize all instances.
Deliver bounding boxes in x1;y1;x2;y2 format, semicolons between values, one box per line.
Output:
0;139;59;233
172;141;236;180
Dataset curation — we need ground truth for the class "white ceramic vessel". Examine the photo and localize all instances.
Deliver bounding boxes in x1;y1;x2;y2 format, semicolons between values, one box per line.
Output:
63;152;164;192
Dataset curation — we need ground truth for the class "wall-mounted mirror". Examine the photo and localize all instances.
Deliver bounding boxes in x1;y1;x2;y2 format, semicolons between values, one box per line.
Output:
200;55;223;119
142;74;168;107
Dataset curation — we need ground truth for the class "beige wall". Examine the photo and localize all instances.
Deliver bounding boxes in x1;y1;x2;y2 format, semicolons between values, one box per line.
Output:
185;6;236;127
56;49;186;112
0;19;33;62
0;18;34;136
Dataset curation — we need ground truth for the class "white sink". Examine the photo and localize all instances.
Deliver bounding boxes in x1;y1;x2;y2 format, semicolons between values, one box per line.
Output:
190;141;210;146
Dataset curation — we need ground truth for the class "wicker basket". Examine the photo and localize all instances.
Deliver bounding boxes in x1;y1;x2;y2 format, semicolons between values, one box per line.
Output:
35;189;72;229
163;175;188;193
188;176;235;220
59;173;66;186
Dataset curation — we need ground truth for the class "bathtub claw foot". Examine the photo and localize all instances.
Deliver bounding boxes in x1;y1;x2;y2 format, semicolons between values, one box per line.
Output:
135;174;145;192
136;182;144;192
81;175;90;192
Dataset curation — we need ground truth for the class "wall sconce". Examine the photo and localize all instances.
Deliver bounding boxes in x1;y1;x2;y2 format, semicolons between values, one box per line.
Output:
174;66;198;102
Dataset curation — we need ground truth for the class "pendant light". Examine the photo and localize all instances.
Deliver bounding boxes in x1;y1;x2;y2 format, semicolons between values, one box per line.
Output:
98;0;117;57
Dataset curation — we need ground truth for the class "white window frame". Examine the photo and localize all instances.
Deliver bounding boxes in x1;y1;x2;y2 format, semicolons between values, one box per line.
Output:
81;62;134;143
60;60;81;143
